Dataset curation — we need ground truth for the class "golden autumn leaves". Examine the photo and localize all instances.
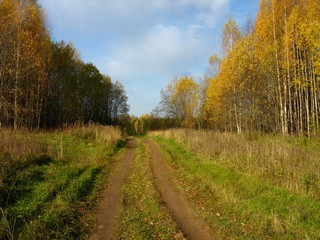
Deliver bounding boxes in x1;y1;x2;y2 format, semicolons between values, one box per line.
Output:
0;0;130;129
159;0;320;136
0;0;50;129
160;76;199;128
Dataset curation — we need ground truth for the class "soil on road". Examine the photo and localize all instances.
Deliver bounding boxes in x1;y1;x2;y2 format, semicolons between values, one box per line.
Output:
89;138;217;240
145;139;217;240
89;139;136;240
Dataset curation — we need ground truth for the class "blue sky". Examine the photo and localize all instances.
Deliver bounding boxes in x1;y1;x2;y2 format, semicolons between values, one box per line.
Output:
38;0;259;116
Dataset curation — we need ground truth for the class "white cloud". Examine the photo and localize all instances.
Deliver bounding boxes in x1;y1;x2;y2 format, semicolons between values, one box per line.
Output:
38;0;230;115
106;60;135;79
41;0;229;33
102;24;209;81
154;0;229;27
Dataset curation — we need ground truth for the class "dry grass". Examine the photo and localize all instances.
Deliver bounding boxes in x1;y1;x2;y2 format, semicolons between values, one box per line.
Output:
0;129;48;187
65;124;122;146
0;129;48;160
150;129;320;199
0;124;123;239
0;124;122;185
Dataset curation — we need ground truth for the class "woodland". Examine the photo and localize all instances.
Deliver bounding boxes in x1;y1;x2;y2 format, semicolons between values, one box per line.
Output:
1;0;320;137
0;0;129;130
146;0;320;138
1;1;320;239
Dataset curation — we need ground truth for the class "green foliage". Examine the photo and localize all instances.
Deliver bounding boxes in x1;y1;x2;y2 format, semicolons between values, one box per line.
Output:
45;42;129;128
151;129;320;198
0;126;123;239
154;136;320;239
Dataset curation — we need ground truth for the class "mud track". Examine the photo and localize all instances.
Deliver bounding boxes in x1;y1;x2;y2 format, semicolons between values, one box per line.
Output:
89;139;136;240
145;139;217;240
89;138;217;240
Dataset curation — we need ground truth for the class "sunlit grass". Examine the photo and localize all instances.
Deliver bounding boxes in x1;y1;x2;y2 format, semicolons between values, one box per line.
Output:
0;125;122;239
153;137;320;239
150;129;320;199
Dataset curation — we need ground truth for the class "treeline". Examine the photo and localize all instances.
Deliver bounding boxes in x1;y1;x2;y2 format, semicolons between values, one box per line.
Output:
155;0;320;137
127;114;179;135
0;0;129;129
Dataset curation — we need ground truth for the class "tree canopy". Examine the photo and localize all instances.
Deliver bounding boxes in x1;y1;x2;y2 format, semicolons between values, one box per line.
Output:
0;0;129;129
153;0;320;137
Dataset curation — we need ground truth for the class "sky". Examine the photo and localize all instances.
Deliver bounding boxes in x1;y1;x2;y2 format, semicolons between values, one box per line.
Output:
38;0;259;117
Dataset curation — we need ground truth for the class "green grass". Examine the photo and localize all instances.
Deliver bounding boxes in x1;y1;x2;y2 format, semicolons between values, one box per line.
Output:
117;138;185;240
154;137;320;239
0;126;123;240
150;130;320;199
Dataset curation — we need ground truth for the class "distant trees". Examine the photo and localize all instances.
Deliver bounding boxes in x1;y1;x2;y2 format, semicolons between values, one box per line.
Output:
0;0;129;129
110;81;130;122
159;76;199;128
155;0;320;137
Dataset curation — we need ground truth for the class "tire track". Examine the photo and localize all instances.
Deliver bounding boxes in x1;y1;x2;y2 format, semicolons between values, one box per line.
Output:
145;139;218;240
89;139;136;240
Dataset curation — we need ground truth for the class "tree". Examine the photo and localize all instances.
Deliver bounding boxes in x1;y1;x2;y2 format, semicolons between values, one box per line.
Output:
203;0;320;136
255;0;320;136
221;17;241;58
207;54;221;78
0;0;50;129
110;81;130;122
159;76;199;128
0;0;131;130
45;41;80;127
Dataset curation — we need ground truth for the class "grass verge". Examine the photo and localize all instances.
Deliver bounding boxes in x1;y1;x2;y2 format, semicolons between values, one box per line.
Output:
150;129;320;199
0;125;123;239
117;138;185;240
153;136;320;239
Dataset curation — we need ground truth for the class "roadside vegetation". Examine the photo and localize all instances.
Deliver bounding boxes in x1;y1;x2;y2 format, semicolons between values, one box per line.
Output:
151;129;320;199
0;125;122;240
150;130;320;239
117;139;184;240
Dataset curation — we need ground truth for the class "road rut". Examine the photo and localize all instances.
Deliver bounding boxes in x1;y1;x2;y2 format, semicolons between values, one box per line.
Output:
145;139;217;240
89;139;136;240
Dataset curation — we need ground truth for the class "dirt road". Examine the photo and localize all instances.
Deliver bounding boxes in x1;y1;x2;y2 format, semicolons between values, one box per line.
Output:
145;139;217;240
89;138;216;240
89;139;136;240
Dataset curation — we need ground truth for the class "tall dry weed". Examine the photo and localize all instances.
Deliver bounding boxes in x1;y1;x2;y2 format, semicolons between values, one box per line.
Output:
64;124;121;146
0;124;122;184
0;129;48;160
150;129;320;199
0;129;49;186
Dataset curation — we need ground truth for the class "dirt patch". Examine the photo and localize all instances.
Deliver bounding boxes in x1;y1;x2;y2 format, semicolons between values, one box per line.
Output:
145;139;218;240
89;139;136;240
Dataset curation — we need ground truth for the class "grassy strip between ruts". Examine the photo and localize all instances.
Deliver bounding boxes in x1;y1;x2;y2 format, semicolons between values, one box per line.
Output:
153;137;320;240
117;138;185;240
0;126;123;240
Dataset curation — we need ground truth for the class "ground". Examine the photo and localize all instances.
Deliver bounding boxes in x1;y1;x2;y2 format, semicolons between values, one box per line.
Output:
89;138;217;240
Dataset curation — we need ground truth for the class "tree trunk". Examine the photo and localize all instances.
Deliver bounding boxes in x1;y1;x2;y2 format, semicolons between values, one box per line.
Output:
272;1;285;135
13;44;20;130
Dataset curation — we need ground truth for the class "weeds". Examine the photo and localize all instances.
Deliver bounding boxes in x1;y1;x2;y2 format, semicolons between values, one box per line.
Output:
154;137;320;239
0;125;122;239
150;129;320;199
